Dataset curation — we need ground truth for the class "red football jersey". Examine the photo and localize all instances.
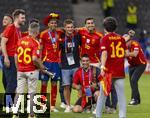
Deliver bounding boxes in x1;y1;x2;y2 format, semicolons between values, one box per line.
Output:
22;31;28;37
101;32;127;78
79;28;103;63
127;40;147;66
2;24;22;56
40;29;63;63
73;67;95;94
17;36;40;72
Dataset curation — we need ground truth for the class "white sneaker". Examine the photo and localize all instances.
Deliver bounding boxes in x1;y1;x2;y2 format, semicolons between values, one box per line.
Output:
60;102;66;109
2;106;6;111
64;106;72;112
12;115;19;118
92;108;96;114
70;105;74;109
51;108;59;112
86;109;91;113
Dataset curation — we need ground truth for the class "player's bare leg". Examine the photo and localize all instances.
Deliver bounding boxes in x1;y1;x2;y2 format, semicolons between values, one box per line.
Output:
64;85;71;112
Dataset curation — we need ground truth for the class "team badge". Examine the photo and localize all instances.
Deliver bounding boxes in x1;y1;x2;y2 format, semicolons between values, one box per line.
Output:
86;39;90;44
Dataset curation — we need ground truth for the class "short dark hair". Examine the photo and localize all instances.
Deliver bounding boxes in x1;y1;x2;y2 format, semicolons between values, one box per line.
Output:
63;19;74;26
85;17;94;24
12;9;25;19
29;18;39;24
103;17;117;32
81;54;89;58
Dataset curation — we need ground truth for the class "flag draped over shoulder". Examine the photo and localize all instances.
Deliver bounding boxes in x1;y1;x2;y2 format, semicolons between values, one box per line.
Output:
98;72;112;96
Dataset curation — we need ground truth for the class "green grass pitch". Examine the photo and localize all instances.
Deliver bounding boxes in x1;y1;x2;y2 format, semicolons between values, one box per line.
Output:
0;70;149;118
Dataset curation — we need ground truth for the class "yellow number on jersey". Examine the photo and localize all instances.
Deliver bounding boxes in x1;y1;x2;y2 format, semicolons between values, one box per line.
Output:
17;47;32;64
110;41;124;58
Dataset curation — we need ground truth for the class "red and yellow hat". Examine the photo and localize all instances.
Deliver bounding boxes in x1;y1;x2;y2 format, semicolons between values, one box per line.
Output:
43;13;60;26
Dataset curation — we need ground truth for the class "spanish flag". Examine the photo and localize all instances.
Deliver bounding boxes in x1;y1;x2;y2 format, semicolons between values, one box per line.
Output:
98;72;112;96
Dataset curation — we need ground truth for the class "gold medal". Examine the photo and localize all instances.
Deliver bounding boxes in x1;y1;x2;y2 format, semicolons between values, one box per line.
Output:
53;43;57;52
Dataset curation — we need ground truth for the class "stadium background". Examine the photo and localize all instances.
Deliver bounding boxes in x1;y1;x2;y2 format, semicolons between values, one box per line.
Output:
0;0;149;34
0;0;149;118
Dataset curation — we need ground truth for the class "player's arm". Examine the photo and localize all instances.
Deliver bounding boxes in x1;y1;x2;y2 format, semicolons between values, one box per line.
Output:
128;48;139;57
1;36;10;67
123;30;135;42
100;50;107;76
32;56;54;77
32;56;45;70
1;37;8;57
72;83;81;91
72;71;81;90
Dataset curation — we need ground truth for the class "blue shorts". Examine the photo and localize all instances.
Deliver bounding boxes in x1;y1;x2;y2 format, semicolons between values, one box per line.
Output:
39;62;61;81
62;68;78;86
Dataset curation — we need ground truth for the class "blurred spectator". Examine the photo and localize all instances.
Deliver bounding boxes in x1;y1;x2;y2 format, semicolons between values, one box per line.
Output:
126;1;138;29
102;0;114;17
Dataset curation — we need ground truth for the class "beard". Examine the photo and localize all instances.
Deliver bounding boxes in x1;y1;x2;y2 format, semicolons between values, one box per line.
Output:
19;21;25;26
50;26;56;31
88;27;95;33
83;65;90;72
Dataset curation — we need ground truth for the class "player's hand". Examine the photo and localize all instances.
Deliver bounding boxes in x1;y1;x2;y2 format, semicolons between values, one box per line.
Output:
42;69;55;79
128;30;135;37
90;82;97;88
4;57;10;68
100;69;105;77
77;85;81;90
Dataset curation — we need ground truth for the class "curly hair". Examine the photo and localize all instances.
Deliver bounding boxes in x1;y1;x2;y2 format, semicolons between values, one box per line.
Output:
103;17;117;32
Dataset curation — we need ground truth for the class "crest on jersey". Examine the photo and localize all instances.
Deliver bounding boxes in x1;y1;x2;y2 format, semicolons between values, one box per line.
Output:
86;39;90;43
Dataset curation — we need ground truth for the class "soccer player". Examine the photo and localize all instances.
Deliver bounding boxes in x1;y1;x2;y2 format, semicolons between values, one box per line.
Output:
72;54;100;113
2;14;13;27
123;31;147;105
1;9;26;109
0;14;13;64
0;13;13;110
60;19;81;112
96;17;128;118
40;13;62;112
78;18;103;68
14;22;50;118
21;18;40;38
0;14;13;55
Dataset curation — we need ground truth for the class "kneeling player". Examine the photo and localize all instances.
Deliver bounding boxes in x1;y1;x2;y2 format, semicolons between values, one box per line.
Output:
72;54;100;113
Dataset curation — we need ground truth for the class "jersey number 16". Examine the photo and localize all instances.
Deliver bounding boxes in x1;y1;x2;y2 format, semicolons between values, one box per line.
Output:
110;41;125;58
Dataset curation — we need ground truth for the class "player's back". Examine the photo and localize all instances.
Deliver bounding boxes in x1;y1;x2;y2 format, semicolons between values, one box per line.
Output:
17;36;39;72
102;32;126;78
